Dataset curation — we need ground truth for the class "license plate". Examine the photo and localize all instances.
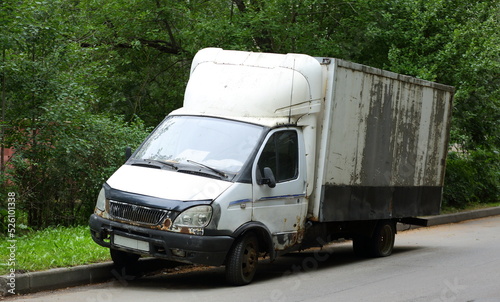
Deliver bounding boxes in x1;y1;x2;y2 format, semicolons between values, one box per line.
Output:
113;234;149;252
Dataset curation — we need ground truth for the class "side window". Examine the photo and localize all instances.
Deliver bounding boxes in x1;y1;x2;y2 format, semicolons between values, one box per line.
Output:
257;130;298;183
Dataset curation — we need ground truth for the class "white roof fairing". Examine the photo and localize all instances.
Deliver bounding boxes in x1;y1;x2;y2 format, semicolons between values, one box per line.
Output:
179;48;323;123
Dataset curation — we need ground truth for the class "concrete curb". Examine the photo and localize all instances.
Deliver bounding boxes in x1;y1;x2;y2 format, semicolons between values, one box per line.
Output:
0;261;115;296
396;206;500;231
425;207;500;226
2;207;499;296
0;258;175;296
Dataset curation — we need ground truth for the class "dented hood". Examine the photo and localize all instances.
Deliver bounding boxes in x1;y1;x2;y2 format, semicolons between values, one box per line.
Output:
106;165;232;202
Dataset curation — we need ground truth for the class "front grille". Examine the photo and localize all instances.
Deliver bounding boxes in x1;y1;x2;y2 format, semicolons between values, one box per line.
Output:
109;200;169;226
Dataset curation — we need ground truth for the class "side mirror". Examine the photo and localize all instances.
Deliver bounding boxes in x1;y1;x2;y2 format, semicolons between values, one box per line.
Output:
125;146;132;162
261;167;276;188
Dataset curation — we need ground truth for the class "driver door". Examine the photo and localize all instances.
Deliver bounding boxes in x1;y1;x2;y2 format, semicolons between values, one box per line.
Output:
252;128;307;250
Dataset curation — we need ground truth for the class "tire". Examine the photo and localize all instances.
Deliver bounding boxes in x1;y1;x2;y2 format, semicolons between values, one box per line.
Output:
225;233;259;286
369;221;395;257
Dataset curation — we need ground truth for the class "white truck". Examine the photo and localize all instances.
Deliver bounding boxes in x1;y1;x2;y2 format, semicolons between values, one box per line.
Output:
89;48;454;285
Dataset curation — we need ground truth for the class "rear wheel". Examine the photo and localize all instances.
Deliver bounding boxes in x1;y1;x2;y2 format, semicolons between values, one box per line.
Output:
225;233;259;286
369;221;395;257
352;221;395;257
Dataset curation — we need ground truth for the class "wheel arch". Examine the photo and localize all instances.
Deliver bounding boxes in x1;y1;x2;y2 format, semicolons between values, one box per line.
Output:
231;221;276;261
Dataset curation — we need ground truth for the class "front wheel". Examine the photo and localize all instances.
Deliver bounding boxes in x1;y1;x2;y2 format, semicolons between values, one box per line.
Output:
225;233;259;286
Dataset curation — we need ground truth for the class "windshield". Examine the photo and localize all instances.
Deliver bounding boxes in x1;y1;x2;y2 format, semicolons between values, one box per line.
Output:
133;116;264;176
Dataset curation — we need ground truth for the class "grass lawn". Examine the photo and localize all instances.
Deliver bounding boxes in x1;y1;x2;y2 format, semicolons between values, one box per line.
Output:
0;225;110;275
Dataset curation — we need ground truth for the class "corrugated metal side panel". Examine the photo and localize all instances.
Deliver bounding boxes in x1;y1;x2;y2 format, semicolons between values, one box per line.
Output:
318;59;453;221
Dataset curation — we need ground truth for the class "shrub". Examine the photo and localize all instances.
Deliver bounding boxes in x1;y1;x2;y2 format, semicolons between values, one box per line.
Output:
1;98;150;229
443;149;500;209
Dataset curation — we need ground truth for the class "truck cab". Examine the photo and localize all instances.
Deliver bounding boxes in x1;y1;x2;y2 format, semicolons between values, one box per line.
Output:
90;48;321;285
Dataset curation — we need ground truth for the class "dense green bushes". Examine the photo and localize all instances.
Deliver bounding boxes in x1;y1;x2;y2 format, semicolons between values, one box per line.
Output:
1;104;149;228
444;149;500;209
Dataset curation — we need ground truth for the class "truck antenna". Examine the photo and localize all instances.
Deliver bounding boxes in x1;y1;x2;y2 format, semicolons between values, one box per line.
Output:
288;58;296;124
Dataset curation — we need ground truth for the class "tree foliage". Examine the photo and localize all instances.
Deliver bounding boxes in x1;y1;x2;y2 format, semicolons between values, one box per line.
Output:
1;0;498;228
1;0;150;228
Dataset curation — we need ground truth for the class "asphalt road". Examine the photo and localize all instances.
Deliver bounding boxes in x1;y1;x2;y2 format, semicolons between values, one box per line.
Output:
8;216;500;302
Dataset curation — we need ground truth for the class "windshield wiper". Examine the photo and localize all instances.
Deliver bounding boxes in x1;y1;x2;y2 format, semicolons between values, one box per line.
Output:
131;158;177;170
131;161;162;169
186;160;227;179
147;159;178;170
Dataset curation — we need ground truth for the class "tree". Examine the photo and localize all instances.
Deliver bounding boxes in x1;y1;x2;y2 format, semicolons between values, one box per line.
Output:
1;0;150;228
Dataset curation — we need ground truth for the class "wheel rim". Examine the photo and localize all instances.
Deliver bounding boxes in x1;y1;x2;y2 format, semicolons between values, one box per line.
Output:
378;224;394;255
242;242;257;277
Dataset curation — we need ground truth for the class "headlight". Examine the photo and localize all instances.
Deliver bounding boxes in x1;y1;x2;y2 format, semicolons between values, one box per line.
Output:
96;188;106;212
173;205;213;228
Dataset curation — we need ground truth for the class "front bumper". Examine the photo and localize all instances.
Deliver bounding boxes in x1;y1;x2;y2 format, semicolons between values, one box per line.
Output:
89;214;234;266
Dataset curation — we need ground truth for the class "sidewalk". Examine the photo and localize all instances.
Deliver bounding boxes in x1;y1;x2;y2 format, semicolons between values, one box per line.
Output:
2;206;500;296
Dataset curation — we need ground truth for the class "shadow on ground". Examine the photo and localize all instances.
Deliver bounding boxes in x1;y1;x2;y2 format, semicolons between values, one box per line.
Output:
114;242;425;291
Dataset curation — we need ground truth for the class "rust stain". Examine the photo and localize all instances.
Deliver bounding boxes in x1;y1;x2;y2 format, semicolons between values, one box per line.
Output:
308;216;319;222
295;215;305;243
180;227;191;234
161;217;172;230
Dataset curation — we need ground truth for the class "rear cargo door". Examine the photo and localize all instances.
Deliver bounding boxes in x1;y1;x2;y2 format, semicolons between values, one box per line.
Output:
252;128;307;250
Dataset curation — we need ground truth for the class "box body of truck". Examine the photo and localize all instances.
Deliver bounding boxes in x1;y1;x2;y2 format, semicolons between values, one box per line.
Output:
89;48;453;285
314;59;452;222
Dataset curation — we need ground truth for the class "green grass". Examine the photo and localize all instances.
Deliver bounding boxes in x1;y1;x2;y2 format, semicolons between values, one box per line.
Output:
0;225;110;275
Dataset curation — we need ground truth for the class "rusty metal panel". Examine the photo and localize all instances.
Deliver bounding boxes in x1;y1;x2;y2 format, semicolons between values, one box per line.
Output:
318;59;453;222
